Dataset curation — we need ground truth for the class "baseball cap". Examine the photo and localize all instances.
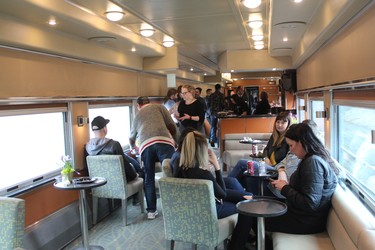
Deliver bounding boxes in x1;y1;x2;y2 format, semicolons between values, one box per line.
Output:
137;96;150;105
91;116;110;131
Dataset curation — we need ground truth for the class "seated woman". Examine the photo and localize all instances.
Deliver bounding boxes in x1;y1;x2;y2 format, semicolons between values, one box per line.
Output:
229;122;339;250
172;128;252;204
228;112;292;193
173;130;252;218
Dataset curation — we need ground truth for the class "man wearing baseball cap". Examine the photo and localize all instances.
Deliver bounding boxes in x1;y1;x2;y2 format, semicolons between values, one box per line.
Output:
85;116;139;182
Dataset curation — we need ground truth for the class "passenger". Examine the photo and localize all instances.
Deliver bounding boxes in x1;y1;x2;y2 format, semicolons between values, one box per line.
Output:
162;88;178;125
129;96;178;220
174;84;206;135
195;87;208;113
171;127;252;201
229;122;339;250
228;112;291;193
173;130;252;219
207;83;225;148
254;91;271;115
162;88;178;113
230;86;248;116
85;116;139;182
204;88;213;125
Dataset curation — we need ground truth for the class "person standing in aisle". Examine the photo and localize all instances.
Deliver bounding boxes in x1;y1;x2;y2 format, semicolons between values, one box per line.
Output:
207;83;225;147
129;96;178;220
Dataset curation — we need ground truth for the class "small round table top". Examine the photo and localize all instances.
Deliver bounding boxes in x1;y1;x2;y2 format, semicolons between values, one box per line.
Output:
239;139;268;145
54;177;107;190
236;197;287;217
243;169;278;179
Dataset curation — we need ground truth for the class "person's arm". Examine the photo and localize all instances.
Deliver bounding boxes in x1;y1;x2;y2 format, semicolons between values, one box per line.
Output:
113;141;138;181
273;139;290;164
281;157;326;212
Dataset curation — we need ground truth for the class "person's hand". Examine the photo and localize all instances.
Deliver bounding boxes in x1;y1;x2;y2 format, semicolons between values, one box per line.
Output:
277;170;288;183
264;157;272;166
178;113;191;121
271;179;287;191
243;195;253;200
208;149;220;171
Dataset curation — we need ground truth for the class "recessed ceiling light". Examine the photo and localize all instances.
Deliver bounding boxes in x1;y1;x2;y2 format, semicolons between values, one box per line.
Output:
248;20;263;29
140;28;155;37
252;35;264;41
131;47;136;52
283;37;288;42
105;11;125;22
48;19;57;26
163;37;175;47
254;41;264;50
241;0;261;9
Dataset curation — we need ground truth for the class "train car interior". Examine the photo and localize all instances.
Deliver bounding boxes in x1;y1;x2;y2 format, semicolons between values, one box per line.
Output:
0;0;374;249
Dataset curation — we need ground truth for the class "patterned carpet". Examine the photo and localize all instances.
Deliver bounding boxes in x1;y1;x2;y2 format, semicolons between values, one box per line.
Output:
64;145;227;250
62;198;227;250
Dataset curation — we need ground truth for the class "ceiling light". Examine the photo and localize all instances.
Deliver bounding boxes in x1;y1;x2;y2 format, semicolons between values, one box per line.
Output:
241;0;261;9
105;11;125;22
248;20;263;29
48;19;57;26
254;41;264;50
252;34;264;41
163;39;175;48
283;37;288;42
140;28;155;37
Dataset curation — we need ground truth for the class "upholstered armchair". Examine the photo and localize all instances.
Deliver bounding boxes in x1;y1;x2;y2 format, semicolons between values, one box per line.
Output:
0;197;25;250
158;177;238;250
86;155;145;226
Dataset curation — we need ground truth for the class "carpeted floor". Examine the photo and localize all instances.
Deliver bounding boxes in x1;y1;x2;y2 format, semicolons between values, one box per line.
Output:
62;198;227;250
63;144;227;250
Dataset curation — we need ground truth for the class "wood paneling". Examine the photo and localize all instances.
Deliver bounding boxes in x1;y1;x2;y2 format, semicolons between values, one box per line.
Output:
18;183;78;227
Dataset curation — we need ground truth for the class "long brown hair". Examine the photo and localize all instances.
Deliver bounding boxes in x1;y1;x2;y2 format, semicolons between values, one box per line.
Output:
272;112;292;147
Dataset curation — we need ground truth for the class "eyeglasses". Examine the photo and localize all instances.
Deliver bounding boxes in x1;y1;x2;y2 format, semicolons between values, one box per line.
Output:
181;92;189;95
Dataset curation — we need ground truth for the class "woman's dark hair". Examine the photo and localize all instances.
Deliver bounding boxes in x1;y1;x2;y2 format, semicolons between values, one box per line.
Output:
285;123;339;174
272;111;292;146
260;91;268;100
163;88;177;104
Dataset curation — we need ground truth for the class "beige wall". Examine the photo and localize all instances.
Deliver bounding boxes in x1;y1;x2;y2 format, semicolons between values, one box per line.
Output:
298;4;375;90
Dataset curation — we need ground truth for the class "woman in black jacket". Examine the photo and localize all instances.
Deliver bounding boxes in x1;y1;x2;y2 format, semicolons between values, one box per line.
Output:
229;123;339;250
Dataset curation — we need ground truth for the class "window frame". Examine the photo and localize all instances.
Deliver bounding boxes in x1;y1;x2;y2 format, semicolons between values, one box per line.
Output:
0;105;70;197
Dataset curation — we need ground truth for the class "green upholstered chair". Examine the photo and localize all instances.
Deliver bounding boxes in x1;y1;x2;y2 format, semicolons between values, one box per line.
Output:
86;155;145;226
0;197;25;250
159;177;238;250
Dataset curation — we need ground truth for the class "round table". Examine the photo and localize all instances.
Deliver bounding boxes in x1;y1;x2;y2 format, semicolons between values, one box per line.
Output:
237;198;287;250
243;169;278;196
54;177;107;250
239;139;268;157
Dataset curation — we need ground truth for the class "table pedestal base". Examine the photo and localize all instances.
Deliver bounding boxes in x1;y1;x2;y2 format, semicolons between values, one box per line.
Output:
257;217;265;250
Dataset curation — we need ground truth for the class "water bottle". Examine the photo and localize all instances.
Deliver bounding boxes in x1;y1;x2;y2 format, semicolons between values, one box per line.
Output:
258;160;266;176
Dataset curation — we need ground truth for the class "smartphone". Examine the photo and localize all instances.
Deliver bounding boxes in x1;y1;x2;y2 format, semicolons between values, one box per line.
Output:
267;178;276;182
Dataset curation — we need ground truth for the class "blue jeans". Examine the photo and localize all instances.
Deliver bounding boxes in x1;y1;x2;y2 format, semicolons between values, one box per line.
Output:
228;159;275;196
141;143;175;212
209;116;218;143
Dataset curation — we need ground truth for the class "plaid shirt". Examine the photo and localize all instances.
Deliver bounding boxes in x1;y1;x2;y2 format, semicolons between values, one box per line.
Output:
208;90;225;116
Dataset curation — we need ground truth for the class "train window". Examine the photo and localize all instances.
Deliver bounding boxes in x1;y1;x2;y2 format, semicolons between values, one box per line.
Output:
337;105;375;203
88;106;131;147
310;100;325;145
297;97;305;121
0;111;66;196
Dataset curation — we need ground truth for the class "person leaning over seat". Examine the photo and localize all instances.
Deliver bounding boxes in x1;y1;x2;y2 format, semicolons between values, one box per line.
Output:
129;96;178;220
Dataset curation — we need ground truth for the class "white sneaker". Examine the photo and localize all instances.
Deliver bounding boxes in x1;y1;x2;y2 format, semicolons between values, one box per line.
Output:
147;211;158;220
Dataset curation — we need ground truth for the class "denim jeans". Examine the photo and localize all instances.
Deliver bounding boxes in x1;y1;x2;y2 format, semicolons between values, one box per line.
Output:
228;159;275;196
209;116;218;143
141;143;175;212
